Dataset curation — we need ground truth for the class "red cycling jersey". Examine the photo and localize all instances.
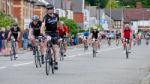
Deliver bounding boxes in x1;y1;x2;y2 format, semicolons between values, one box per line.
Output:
58;25;68;37
123;27;132;39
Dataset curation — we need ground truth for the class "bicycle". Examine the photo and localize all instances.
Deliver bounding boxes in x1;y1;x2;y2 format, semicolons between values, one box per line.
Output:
33;36;43;68
10;36;17;61
107;37;111;46
45;35;57;75
124;39;131;59
83;38;88;51
59;37;66;61
92;39;97;58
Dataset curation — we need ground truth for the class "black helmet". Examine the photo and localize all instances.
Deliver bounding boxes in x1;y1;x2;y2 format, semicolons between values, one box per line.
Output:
46;4;54;9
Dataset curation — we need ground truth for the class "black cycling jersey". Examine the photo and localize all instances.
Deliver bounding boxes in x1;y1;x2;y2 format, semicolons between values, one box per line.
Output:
116;33;121;39
29;21;42;37
10;27;20;39
92;30;99;39
42;13;59;32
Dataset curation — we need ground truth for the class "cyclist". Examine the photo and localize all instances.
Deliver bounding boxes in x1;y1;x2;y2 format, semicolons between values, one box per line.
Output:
121;24;132;50
8;23;21;57
107;31;112;46
144;30;150;45
57;21;69;56
132;30;137;46
89;25;99;50
40;4;59;70
136;31;142;46
115;30;120;46
83;29;89;48
28;15;44;64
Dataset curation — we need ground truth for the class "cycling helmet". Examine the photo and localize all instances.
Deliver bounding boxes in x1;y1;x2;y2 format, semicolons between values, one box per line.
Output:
32;15;39;21
93;25;97;30
46;4;54;9
125;24;130;28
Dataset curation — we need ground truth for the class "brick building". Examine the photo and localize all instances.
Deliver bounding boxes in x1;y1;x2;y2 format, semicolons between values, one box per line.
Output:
0;0;47;30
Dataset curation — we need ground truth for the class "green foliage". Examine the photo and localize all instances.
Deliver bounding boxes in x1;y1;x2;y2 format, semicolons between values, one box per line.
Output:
0;12;14;28
59;17;78;36
78;29;85;33
106;0;119;8
85;0;150;8
64;19;78;35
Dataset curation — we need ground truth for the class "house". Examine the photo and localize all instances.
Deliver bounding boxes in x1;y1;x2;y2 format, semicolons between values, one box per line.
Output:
72;0;84;28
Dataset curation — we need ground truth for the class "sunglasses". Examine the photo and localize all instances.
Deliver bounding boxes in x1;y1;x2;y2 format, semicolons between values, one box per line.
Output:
47;8;54;10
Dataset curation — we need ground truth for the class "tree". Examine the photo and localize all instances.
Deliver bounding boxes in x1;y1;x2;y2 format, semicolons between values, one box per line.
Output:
0;12;14;28
106;0;119;8
59;17;78;36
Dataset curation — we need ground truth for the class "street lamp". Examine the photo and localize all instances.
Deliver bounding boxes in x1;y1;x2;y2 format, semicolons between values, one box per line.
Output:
109;0;119;30
121;5;130;27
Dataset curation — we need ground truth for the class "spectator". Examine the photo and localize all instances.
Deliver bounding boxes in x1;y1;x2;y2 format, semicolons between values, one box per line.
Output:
4;27;10;56
22;29;28;50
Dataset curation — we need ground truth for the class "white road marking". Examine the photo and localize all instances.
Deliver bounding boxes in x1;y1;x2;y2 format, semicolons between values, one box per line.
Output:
0;46;122;70
0;67;7;70
67;46;122;58
12;62;33;67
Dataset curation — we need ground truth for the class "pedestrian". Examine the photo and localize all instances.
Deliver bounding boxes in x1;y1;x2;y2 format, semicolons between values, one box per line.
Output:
4;27;10;56
22;29;28;50
1;28;6;55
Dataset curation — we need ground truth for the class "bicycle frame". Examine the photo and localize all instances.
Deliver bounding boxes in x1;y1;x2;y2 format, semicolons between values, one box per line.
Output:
124;39;130;59
10;37;16;61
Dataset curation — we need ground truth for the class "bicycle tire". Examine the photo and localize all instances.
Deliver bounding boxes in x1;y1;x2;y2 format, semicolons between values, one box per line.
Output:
45;50;50;75
34;47;39;68
50;57;54;74
36;47;42;67
93;48;96;58
11;42;16;60
60;43;64;61
125;45;129;59
10;51;13;61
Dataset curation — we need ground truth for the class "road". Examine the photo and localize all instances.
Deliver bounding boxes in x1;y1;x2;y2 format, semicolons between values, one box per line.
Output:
0;39;150;84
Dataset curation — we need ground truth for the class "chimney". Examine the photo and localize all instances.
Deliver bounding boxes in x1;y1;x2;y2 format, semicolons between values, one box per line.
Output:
136;2;142;9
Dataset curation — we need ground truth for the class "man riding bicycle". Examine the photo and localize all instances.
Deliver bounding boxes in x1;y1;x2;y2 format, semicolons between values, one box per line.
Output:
40;4;59;70
83;29;89;48
144;30;150;45
89;25;99;50
122;24;132;50
29;15;45;64
115;30;121;46
8;23;21;58
58;21;68;56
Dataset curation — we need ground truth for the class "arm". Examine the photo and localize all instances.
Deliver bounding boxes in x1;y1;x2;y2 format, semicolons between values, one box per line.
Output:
40;16;46;35
8;30;12;40
17;32;21;40
17;28;21;40
40;23;45;35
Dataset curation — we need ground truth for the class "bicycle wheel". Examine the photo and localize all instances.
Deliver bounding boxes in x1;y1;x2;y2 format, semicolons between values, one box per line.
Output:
84;43;88;51
11;43;16;60
34;47;39;68
125;45;129;59
50;56;54;74
93;48;96;58
10;50;13;61
45;49;50;75
37;47;42;67
60;44;64;61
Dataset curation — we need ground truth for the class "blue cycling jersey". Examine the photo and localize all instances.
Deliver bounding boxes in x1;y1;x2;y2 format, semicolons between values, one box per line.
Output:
84;32;89;37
